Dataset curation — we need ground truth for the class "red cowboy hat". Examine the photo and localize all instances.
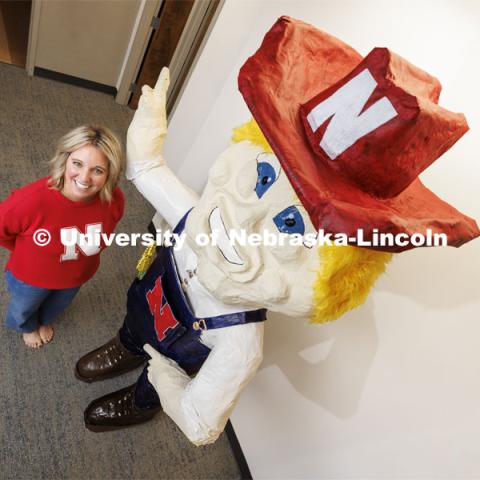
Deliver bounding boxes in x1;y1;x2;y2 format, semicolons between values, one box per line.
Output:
238;16;479;252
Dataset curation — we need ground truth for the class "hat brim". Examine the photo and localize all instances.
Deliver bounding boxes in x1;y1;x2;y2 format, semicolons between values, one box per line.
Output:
238;16;479;252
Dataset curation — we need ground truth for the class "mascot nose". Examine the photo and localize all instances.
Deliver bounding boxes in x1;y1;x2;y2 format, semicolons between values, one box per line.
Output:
235;203;268;228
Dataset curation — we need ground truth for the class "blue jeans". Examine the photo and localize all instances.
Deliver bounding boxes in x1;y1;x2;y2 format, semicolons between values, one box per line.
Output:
4;270;80;333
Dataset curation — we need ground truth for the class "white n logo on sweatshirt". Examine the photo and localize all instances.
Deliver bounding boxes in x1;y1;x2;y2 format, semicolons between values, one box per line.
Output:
60;223;103;261
306;68;398;159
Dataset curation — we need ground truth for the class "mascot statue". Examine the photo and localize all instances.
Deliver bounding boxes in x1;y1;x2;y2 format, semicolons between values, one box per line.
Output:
75;18;479;445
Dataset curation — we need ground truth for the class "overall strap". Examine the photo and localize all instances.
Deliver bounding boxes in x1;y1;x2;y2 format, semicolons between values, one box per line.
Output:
192;309;267;332
173;209;192;235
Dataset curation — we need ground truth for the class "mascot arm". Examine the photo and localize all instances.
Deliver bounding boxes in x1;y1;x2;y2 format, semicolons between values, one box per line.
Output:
126;67;197;228
131;166;198;229
144;322;264;445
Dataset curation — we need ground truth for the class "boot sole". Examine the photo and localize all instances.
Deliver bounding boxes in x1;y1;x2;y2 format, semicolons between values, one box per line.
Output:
84;409;161;432
84;420;149;432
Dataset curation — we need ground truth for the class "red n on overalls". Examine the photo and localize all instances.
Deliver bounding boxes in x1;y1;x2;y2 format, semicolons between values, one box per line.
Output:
146;278;179;341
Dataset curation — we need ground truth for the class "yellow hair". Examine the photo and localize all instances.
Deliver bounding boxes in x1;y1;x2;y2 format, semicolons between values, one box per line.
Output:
232;119;392;323
232;119;273;154
312;245;392;323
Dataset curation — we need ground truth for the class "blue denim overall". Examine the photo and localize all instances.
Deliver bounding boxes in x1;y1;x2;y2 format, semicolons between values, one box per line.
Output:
119;214;266;409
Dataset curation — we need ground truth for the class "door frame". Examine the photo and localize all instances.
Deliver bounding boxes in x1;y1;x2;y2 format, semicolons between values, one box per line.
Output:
166;0;224;115
115;0;162;105
26;0;41;75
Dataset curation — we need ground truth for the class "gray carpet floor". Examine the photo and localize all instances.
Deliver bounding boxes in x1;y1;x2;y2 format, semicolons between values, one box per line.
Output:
0;63;242;480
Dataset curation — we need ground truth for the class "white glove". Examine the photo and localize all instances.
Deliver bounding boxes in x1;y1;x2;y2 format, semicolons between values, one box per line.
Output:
125;66;198;228
143;322;264;446
144;343;190;395
126;67;170;180
144;343;207;443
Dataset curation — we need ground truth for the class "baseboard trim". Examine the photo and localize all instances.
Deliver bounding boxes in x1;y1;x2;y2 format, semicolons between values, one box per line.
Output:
33;67;117;96
225;420;252;480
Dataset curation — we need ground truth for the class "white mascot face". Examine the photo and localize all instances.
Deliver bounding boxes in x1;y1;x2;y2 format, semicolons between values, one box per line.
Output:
185;141;320;316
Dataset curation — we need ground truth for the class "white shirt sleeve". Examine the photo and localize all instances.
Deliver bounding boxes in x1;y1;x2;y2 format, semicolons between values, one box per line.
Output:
146;322;264;445
130;163;199;229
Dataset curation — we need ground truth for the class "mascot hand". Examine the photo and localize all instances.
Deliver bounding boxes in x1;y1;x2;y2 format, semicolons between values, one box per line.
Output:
144;343;190;408
126;67;170;179
144;343;213;445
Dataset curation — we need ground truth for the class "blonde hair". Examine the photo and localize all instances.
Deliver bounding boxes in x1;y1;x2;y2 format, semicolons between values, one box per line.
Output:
232;119;273;154
232;119;392;323
48;125;124;202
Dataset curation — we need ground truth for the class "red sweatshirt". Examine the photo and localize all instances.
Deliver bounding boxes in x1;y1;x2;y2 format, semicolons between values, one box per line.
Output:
0;177;124;288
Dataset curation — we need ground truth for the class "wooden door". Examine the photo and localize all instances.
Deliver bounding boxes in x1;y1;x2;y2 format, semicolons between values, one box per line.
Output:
129;0;194;109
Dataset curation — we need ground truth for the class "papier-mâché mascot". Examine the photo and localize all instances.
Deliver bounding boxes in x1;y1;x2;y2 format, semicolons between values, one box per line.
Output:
75;18;479;445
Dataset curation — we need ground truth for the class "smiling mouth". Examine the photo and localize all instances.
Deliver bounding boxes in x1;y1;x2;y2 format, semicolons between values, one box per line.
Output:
74;180;91;190
208;207;244;265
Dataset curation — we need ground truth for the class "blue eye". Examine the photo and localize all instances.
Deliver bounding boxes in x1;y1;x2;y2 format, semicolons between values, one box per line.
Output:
254;153;281;199
273;206;305;235
255;162;277;198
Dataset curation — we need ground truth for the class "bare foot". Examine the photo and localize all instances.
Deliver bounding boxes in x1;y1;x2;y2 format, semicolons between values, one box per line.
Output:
23;330;43;349
39;324;54;344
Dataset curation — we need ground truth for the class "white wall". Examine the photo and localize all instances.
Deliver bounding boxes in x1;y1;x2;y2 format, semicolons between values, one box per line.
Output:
35;0;141;86
164;0;480;478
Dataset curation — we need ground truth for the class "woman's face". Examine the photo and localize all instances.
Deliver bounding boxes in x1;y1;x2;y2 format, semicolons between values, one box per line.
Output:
62;144;109;202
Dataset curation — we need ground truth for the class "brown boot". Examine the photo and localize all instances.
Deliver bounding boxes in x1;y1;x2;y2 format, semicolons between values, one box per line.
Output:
84;384;162;431
75;334;146;383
